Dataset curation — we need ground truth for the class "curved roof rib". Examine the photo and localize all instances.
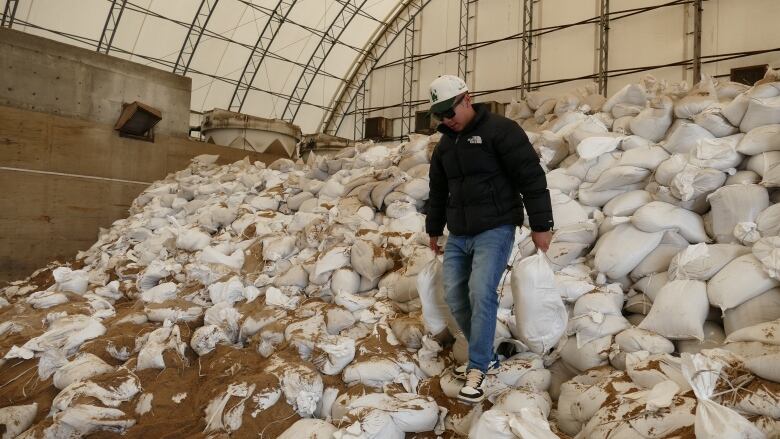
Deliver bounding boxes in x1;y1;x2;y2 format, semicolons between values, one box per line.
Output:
321;0;430;135
228;0;297;113
281;0;369;123
173;0;220;76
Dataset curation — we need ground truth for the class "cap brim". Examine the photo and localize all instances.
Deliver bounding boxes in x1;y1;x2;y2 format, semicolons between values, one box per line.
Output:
430;96;456;114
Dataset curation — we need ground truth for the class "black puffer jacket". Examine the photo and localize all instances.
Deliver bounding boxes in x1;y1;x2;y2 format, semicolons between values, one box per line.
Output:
425;104;553;237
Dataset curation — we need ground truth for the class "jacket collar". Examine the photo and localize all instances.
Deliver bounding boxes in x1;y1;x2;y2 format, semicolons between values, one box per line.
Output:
436;103;489;139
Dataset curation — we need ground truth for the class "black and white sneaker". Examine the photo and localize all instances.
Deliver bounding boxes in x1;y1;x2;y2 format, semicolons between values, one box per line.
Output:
452;360;499;380
458;369;486;404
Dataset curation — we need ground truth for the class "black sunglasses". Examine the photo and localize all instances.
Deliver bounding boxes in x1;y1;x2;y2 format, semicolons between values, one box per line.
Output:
433;94;466;120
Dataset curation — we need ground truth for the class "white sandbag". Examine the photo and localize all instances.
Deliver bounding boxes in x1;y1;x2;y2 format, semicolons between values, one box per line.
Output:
590;166;650;192
630;96;674;142
722;341;780;382
693;106;739;137
688;135;744;170
505;99;533;120
603;190;653;216
53;353;114;390
707;184;769;244
545;169;582;196
668;243;751;281
740;95;780;133
671;165;727;201
136;322;188;370
757;203;780;237
594;224;665;278
726;170;761;185
550;190;589;228
564;116;610;150
663;122;715;154
278;419;337;439
681;352;765;439
350;240;394;281
576;136;622;160
7;315;106;362
603;84;647;114
630;231;689;280
726;319;780;345
746;151;780;178
621;134;655;150
675;79;718;119
535;131;570;168
617;145;670;171
262;236;297;261
654;153;689;186
676;321;727;355
708;254;780;311
753;236;780;280
615;327;675;354
558;335;611;372
737;124;780;155
638;279;709;340
578;182;642;208
631;201;709;243
52;267;89;294
723;92;751;127
626;352;690;391
512;251;568;354
724;287;780;335
0;403;38;439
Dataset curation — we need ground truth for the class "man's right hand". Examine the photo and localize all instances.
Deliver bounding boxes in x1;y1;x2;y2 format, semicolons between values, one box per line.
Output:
429;236;443;255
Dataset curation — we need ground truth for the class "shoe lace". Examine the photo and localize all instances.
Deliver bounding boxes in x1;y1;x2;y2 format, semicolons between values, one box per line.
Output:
464;369;484;389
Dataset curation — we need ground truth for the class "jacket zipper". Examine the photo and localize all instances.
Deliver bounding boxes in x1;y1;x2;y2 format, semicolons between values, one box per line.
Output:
453;134;469;232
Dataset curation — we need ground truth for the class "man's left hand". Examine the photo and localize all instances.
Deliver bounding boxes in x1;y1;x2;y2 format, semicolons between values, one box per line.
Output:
531;230;553;253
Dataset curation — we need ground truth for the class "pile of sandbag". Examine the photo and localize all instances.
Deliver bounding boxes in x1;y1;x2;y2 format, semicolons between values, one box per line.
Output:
2;66;780;438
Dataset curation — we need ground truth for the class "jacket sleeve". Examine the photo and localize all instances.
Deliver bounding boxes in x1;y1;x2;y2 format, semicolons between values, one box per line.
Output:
494;121;554;232
425;145;448;236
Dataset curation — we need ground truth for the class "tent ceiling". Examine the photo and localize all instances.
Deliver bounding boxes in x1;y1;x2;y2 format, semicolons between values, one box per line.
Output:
5;0;426;134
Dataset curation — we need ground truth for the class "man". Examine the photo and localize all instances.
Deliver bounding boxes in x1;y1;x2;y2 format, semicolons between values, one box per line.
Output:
425;75;553;404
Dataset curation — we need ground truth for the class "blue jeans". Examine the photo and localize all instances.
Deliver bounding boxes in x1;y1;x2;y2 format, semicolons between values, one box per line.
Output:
442;224;515;373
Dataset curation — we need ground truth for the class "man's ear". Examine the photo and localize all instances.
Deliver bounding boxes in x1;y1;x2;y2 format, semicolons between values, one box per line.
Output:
464;93;473;107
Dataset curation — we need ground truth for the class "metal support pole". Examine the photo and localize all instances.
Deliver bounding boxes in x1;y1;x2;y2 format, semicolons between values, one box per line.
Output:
692;0;702;83
354;81;367;140
457;0;469;81
1;0;19;28
401;22;415;138
97;0;127;54
520;0;534;98
597;0;610;96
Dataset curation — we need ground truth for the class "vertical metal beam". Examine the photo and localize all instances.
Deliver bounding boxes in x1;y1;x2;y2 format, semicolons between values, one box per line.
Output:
401;21;415;138
597;0;610;96
174;0;220;76
97;0;127;54
1;0;19;28
520;0;534;98
322;0;430;136
457;0;469;81
281;0;367;123
692;0;702;83
353;80;367;140
229;0;296;113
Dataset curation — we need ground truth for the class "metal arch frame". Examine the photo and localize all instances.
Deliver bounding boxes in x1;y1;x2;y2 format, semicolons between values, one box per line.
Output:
520;0;534;97
174;0;219;76
322;0;431;137
1;0;19;28
401;21;415;138
228;0;296;113
692;0;702;82
597;0;609;95
457;0;471;82
97;0;127;54
281;0;368;123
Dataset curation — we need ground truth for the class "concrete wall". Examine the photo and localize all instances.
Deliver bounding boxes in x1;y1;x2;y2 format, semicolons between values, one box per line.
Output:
0;105;283;283
0;28;191;137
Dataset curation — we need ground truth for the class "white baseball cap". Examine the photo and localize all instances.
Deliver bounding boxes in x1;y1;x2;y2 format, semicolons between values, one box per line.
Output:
429;75;468;113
